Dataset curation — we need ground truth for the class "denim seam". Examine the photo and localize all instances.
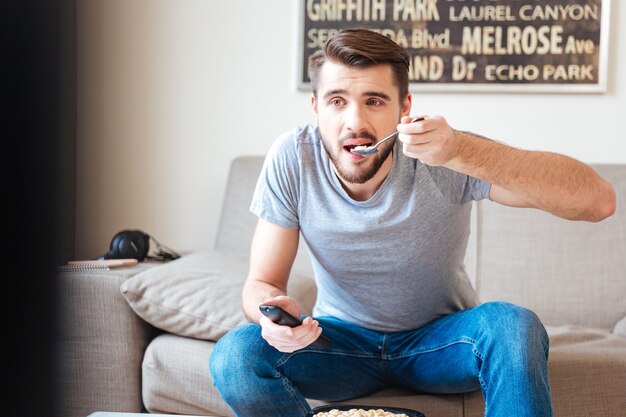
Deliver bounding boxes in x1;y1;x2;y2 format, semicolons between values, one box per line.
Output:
380;333;388;358
384;336;476;360
274;353;314;417
278;372;311;417
380;333;392;380
472;344;488;392
274;350;379;367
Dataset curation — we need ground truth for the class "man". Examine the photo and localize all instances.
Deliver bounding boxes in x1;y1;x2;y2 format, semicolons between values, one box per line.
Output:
210;29;615;417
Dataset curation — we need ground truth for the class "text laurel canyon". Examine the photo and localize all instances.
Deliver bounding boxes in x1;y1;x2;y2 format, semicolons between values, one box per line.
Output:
306;0;599;23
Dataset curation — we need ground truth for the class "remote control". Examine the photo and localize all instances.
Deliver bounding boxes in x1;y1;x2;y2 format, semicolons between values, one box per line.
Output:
259;305;331;348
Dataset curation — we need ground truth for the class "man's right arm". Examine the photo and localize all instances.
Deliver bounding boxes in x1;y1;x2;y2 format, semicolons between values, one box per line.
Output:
241;217;300;323
242;218;322;352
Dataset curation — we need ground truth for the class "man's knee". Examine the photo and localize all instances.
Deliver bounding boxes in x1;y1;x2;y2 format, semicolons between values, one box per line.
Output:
477;301;549;356
210;323;269;394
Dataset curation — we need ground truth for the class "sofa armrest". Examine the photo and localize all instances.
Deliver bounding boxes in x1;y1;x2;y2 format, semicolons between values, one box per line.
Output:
56;263;160;417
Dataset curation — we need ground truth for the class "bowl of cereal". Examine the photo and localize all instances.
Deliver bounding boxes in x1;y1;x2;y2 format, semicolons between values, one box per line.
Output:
309;404;425;417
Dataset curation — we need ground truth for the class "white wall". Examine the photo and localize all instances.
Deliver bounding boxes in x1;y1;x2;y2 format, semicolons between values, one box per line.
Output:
75;0;626;259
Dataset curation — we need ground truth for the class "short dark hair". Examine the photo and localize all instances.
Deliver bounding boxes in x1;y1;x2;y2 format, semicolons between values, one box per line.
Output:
308;29;410;99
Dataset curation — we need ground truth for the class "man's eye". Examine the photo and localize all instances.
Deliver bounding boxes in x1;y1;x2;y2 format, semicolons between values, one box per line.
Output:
367;99;383;106
330;98;344;106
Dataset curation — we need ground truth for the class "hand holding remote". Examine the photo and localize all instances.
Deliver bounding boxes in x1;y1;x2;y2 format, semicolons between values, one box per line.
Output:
259;305;331;351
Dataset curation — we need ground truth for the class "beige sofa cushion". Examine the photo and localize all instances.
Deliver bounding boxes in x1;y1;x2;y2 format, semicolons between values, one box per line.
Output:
142;334;234;416
121;251;317;341
545;325;626;417
120;251;250;341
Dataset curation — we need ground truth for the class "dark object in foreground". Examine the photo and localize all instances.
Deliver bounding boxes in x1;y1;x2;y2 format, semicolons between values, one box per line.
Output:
308;404;426;417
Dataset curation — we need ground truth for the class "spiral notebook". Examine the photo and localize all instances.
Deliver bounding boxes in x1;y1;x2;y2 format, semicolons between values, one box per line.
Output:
57;258;138;272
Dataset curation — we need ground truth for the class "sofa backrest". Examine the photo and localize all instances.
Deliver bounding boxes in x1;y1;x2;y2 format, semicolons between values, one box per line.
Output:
217;157;625;329
214;156;263;256
473;164;626;329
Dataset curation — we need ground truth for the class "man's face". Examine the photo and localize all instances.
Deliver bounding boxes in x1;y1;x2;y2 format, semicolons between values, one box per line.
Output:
312;61;411;184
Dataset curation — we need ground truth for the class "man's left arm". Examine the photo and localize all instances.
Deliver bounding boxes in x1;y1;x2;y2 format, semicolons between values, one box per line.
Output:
397;115;616;222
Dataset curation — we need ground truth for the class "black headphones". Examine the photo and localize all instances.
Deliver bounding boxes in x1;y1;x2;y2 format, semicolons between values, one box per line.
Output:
98;230;150;261
98;229;181;261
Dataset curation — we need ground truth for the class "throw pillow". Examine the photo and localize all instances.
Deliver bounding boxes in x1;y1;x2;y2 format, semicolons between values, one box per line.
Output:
614;315;626;338
120;251;249;341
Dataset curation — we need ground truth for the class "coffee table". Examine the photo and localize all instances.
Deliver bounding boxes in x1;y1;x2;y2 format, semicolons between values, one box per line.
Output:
88;413;208;417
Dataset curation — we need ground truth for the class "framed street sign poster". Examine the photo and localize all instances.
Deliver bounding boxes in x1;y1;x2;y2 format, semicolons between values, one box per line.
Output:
298;0;611;93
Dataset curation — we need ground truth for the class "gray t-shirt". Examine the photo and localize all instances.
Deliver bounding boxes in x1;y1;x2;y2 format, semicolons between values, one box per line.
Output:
251;124;491;332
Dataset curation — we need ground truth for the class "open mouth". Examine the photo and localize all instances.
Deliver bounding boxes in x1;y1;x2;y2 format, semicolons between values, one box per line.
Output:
343;143;373;153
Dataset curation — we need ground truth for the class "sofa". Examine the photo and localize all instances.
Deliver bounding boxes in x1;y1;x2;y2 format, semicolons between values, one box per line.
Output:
57;156;626;417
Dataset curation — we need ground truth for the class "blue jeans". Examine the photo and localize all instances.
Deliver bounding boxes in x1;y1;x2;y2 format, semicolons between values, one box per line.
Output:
210;301;552;417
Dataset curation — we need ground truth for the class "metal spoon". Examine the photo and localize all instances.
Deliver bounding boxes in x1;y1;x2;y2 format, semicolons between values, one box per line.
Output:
350;116;425;156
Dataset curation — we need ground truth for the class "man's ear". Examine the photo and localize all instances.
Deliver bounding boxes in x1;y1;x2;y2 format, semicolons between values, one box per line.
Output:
402;93;412;117
311;94;318;122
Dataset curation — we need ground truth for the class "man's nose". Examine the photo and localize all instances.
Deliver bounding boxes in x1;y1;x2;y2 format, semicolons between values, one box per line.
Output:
344;105;369;136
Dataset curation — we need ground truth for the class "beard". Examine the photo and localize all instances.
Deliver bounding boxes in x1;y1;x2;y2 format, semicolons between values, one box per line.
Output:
322;130;394;184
